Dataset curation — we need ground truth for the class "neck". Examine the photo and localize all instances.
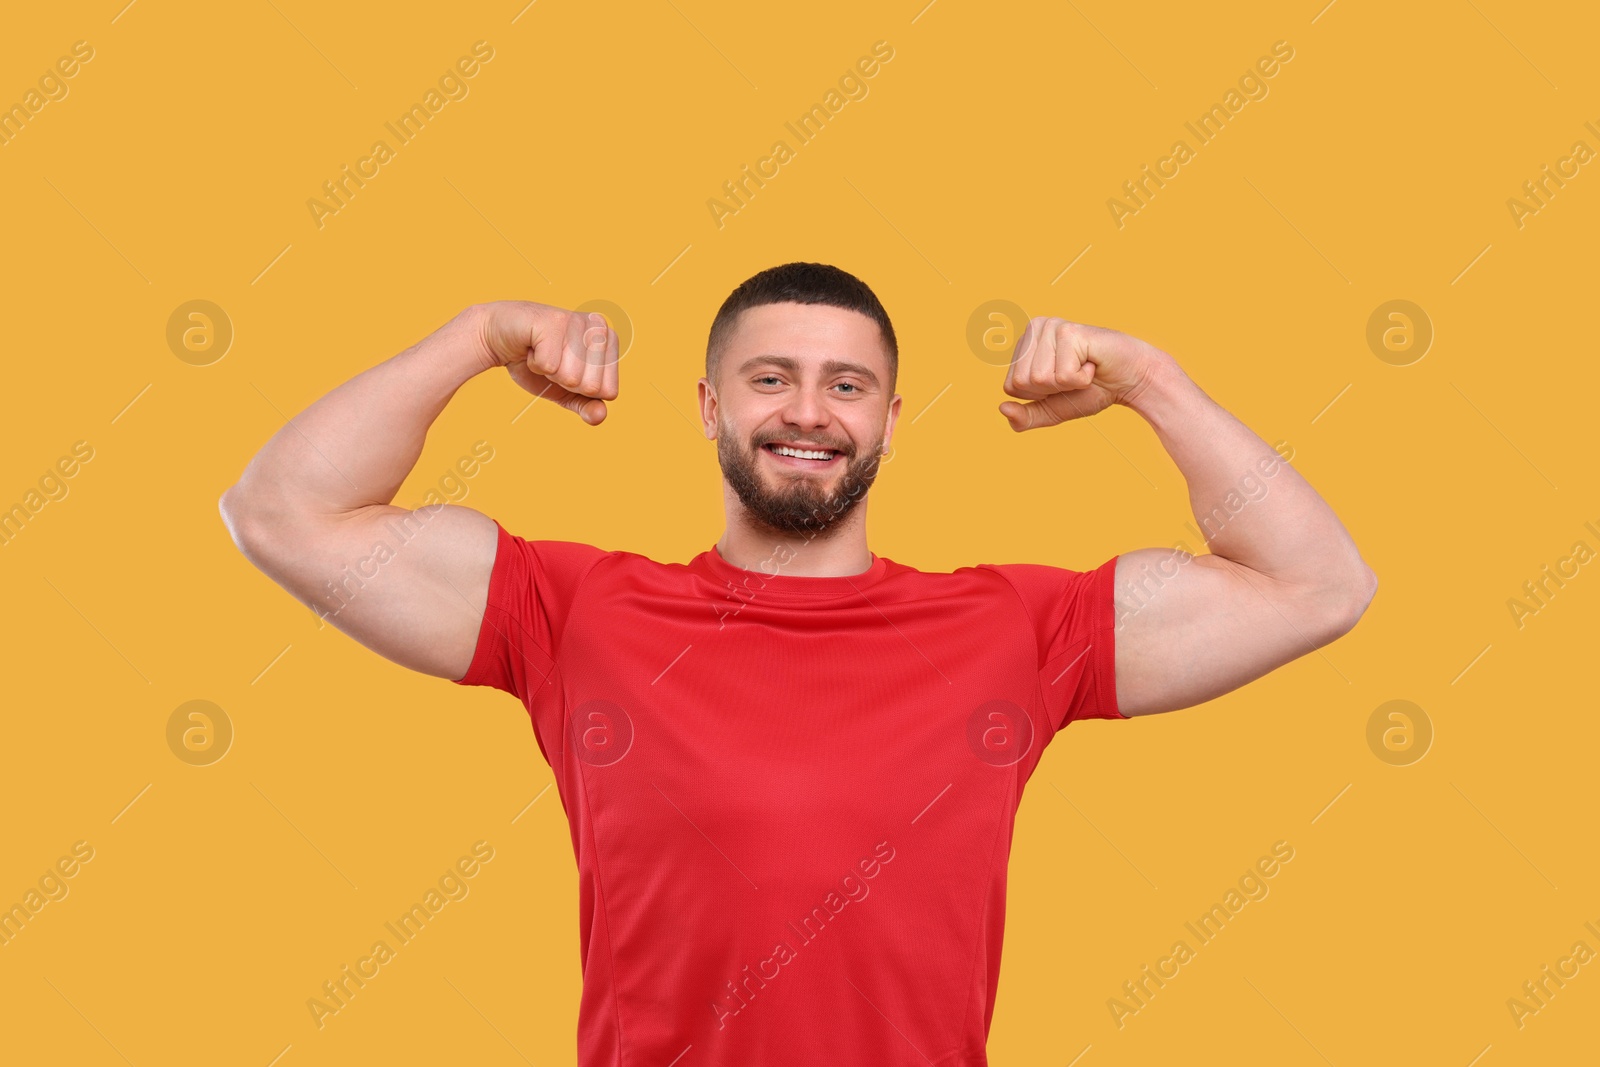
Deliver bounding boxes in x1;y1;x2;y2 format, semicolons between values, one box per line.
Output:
717;486;874;577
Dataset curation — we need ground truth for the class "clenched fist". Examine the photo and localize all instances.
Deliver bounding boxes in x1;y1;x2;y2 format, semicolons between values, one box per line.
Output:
998;317;1167;431
473;300;621;425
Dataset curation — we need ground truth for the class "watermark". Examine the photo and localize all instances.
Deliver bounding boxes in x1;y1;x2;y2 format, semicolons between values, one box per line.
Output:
166;700;234;767
1107;40;1295;229
966;699;1033;766
568;699;634;766
708;839;896;1029
1107;839;1294;1028
166;300;234;366
706;442;889;629
1506;122;1598;230
1365;299;1432;366
0;840;95;948
314;442;495;622
966;299;1031;367
1505;921;1599;1030
1112;441;1295;630
307;41;496;230
710;540;800;628
0;40;95;149
575;299;634;362
1175;440;1295;552
306;840;495;1029
707;41;895;229
1365;699;1432;766
0;440;95;549
413;441;497;509
1506;521;1599;630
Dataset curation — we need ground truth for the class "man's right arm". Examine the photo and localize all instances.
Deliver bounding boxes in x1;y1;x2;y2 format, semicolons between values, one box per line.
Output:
217;301;619;681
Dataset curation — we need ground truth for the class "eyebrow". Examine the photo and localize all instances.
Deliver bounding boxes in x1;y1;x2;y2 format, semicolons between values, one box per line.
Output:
737;354;882;388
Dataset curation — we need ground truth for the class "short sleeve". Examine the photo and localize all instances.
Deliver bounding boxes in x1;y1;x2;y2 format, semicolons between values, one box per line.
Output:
983;556;1122;731
452;521;608;701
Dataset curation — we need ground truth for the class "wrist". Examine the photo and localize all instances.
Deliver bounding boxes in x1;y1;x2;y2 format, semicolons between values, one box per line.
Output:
428;303;508;383
456;303;503;374
1119;347;1190;418
393;305;501;394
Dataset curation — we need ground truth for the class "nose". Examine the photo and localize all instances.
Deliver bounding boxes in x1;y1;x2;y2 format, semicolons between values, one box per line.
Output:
779;383;830;435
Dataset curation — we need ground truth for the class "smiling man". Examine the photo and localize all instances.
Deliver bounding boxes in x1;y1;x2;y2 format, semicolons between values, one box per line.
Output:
220;261;1376;1066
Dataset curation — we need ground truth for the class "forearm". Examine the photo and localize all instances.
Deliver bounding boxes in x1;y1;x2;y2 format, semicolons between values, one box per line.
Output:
1125;354;1372;598
223;308;491;527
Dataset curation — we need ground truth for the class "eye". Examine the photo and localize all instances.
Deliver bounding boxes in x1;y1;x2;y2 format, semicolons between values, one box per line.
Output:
754;374;783;386
834;382;860;394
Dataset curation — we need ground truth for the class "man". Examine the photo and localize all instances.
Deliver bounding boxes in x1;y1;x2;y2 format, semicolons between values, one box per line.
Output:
220;261;1375;1065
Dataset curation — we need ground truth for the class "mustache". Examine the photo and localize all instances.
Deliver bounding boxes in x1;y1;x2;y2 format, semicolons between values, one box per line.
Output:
751;434;854;454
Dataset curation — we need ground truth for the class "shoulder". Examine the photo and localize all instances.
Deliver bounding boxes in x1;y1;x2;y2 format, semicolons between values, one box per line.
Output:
486;530;650;600
506;537;697;586
952;559;1120;621
876;556;1044;602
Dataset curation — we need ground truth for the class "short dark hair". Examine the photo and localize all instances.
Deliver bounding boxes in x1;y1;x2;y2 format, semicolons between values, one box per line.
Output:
705;262;898;391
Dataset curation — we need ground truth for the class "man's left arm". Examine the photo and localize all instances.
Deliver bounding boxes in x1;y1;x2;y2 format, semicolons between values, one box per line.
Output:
999;318;1378;718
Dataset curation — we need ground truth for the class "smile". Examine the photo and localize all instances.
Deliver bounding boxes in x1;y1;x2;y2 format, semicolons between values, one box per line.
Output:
763;442;843;466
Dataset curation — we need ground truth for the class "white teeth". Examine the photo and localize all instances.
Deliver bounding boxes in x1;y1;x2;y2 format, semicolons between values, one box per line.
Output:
772;445;834;460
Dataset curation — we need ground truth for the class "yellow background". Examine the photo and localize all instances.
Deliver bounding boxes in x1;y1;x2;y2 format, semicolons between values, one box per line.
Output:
2;1;1596;1064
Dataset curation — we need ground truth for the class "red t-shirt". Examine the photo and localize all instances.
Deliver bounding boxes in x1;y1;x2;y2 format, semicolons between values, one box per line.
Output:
455;521;1124;1066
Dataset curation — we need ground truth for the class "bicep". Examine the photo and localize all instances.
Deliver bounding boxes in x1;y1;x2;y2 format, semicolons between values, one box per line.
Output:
235;502;498;680
1112;546;1337;717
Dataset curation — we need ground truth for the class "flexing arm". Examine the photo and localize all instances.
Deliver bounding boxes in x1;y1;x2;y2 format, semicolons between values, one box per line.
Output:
1000;319;1376;717
218;301;618;680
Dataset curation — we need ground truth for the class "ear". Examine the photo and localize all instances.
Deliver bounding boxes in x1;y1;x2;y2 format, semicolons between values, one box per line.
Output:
697;377;718;441
881;392;903;455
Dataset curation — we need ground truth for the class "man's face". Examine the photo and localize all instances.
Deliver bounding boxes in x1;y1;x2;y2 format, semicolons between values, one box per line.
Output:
699;302;901;537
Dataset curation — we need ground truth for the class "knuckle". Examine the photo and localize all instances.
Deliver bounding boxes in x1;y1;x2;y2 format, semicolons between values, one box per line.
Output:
530;343;561;374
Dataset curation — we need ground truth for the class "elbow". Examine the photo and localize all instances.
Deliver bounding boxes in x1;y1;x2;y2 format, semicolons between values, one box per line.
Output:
218;484;247;544
218;484;272;556
1349;562;1379;622
1315;563;1378;644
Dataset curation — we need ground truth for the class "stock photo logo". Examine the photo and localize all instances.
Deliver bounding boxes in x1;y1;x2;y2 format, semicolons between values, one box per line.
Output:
0;842;96;950
305;42;496;230
1505;523;1600;629
165;300;233;366
313;442;495;624
1505;125;1599;230
575;299;634;362
1106;40;1295;229
165;700;234;767
304;842;496;1030
0;40;94;148
0;441;94;549
1365;300;1432;367
1504;923;1600;1031
7;1;1598;1063
966;699;1034;766
1365;700;1433;767
966;300;1030;367
708;841;896;1030
1107;841;1296;1029
707;41;895;230
567;699;634;766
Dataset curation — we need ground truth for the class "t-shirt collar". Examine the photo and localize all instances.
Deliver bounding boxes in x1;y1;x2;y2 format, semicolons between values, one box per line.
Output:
693;542;890;600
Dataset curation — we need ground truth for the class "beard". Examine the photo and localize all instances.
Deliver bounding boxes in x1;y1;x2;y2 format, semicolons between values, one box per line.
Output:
717;420;886;538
